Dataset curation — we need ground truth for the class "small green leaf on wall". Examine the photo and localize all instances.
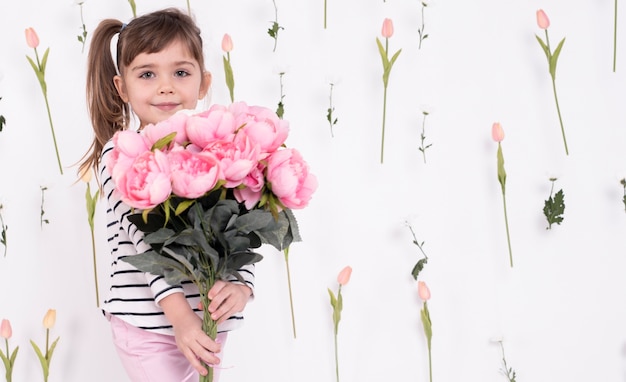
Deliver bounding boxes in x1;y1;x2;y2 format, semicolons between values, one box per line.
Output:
543;178;565;229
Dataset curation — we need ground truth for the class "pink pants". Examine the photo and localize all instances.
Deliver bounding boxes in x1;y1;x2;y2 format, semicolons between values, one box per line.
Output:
110;315;228;382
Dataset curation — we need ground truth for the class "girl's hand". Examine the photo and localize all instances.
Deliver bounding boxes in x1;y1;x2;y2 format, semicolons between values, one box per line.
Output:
160;293;221;376
207;280;253;324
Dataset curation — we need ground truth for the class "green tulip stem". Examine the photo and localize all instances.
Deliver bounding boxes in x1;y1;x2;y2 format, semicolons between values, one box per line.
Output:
550;76;568;156
380;84;388;164
284;248;297;338
90;227;99;307
614;0;618;72
501;188;513;268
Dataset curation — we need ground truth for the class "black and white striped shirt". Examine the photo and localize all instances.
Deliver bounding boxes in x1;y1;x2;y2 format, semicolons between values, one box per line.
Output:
100;139;255;335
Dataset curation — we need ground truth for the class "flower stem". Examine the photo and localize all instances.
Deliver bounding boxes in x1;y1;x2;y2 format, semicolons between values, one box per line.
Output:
90;227;100;307
187;0;191;16
550;77;568;155
614;0;618;72
284;248;297;338
501;189;513;267
380;85;388;164
42;92;62;174
200;282;218;382
428;340;433;382
334;330;339;382
324;0;327;29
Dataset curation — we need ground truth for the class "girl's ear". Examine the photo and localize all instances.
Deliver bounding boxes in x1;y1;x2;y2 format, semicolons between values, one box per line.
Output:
113;75;129;103
199;71;212;99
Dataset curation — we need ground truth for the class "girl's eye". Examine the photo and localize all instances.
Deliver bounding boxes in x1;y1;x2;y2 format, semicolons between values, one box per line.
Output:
175;70;190;77
139;71;155;79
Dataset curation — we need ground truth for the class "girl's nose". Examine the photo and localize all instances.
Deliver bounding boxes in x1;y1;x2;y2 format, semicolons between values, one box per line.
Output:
158;79;174;94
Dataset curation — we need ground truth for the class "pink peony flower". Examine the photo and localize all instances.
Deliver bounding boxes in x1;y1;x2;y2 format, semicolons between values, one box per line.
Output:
204;138;259;188
221;33;233;53
233;163;266;209
168;147;223;199
115;150;172;209
266;148;318;209
381;18;394;38
107;130;151;184
25;27;40;48
234;103;289;155
337;266;352;286
536;9;550;30
142;111;189;147
186;107;237;150
418;281;431;301
0;318;12;339
492;122;505;143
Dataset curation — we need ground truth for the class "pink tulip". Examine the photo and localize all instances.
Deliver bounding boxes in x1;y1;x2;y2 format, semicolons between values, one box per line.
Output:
536;9;550;30
337;266;352;286
418;281;431;301
492;122;505;143
221;33;234;53
381;18;394;38
25;27;40;49
0;318;12;339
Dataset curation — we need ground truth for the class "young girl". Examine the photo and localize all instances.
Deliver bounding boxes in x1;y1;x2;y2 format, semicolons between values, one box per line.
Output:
79;8;254;381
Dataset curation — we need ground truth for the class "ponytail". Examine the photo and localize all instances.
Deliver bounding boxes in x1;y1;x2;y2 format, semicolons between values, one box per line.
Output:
79;18;129;183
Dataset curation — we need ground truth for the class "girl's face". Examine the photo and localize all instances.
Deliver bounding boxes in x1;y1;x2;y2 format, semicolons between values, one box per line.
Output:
114;40;211;128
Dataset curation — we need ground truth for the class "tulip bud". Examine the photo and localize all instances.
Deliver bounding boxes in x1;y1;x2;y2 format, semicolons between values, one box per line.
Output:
25;27;40;49
43;309;56;329
418;281;431;301
336;266;352;286
221;33;233;53
536;9;550;30
381;18;394;39
491;122;505;143
80;167;93;183
0;319;12;339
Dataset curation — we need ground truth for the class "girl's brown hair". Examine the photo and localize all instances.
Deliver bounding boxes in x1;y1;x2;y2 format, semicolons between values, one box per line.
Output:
79;8;206;182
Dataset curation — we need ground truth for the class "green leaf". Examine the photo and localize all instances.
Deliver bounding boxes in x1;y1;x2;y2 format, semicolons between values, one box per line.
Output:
267;21;282;39
26;55;40;77
549;37;566;80
47;336;60;363
30;340;50;380
0;350;10;376
41;48;50;74
276;101;284;119
543;189;565;229
388;48;402;69
328;288;337;309
420;304;432;342
128;212;167;233
223;251;263;277
375;38;390;70
411;257;428;280
535;34;551;65
151;132;177;151
0;114;6;131
497;143;507;188
223;56;235;103
122;250;191;283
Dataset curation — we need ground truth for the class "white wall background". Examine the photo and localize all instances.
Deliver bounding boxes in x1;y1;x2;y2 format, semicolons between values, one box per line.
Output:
1;0;625;381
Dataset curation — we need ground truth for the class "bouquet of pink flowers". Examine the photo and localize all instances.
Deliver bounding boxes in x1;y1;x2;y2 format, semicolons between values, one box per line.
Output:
107;101;317;382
